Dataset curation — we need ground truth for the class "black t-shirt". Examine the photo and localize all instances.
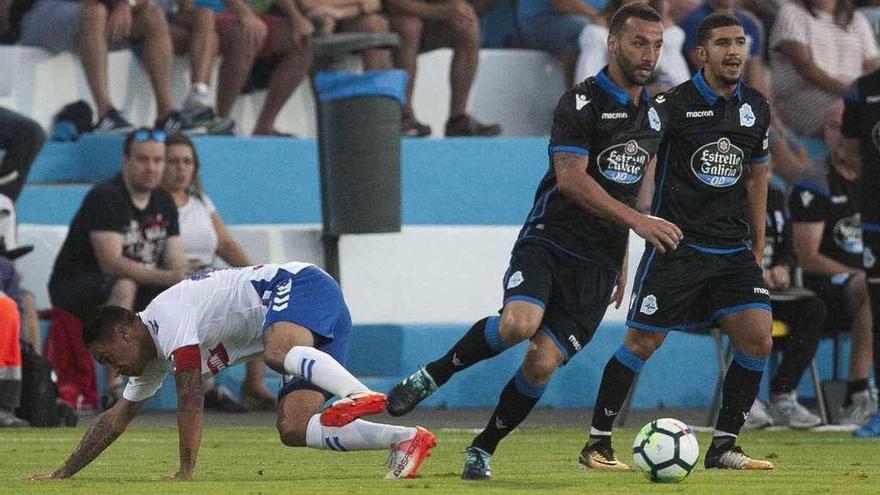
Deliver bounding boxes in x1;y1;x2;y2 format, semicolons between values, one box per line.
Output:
789;159;863;270
650;70;771;249
842;68;880;224
763;185;793;270
516;69;664;271
51;175;180;279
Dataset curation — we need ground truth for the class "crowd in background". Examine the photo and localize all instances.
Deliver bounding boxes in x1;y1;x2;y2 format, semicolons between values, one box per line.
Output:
0;0;879;429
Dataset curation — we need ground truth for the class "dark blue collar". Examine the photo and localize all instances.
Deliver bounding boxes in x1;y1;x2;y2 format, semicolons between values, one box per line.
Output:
596;67;651;107
693;69;742;105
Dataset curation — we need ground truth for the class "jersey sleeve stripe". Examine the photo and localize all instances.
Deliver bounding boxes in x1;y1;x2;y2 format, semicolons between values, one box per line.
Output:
751;154;770;165
550;145;589;156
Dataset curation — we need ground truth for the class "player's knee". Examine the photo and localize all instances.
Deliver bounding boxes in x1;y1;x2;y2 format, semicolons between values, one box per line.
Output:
277;422;307;447
499;314;541;344
522;353;559;384
624;332;663;360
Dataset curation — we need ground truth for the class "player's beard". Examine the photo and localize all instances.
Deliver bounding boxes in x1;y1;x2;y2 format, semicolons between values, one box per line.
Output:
615;48;653;87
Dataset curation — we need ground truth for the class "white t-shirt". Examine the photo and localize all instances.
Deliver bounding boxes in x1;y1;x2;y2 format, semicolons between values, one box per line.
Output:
122;262;314;402
178;194;218;268
770;2;879;137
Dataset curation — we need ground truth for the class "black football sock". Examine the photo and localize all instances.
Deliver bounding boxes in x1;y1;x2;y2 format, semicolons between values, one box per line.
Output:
471;369;546;455
715;351;765;438
590;345;645;438
425;316;509;386
844;379;870;408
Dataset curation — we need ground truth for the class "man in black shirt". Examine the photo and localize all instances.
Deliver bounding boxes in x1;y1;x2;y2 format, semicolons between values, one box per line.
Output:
792;104;875;428
587;13;774;470
841;67;880;437
50;128;188;322
384;2;682;479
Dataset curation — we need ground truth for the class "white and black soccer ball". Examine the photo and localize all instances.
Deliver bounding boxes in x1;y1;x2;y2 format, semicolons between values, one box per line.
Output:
632;418;699;483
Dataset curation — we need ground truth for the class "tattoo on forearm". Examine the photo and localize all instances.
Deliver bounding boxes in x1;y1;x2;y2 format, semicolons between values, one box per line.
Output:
554;153;586;172
60;413;124;477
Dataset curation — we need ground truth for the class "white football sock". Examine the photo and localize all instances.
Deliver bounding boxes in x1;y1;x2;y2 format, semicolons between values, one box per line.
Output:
305;414;416;451
283;346;370;398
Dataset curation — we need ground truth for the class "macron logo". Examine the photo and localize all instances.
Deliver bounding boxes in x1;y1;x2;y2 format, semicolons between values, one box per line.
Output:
754;287;770;296
686;110;714;118
601;112;628;119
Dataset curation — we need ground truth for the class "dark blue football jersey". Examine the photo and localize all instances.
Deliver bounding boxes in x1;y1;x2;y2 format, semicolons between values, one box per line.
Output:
516;68;665;272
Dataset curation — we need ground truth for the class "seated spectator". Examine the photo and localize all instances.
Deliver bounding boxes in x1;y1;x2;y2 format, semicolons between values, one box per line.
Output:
154;0;236;133
0;108;45;204
20;0;210;133
856;0;880;43
0;278;26;427
576;0;690;88
770;0;880;139
745;183;826;429
385;0;501;136
48;128;188;406
161;133;276;411
211;1;313;136
515;0;602;84
300;0;392;69
789;105;876;426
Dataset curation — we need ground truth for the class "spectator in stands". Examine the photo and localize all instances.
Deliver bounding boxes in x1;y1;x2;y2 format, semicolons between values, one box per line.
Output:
48;128;188;406
576;0;690;88
0;262;27;427
0;108;45;204
211;1;314;136
789;104;876;426
161;133;276;411
770;0;880;139
856;0;880;42
745;183;826;429
300;0;393;69
515;0;601;84
153;0;236;134
385;0;501;136
19;0;208;133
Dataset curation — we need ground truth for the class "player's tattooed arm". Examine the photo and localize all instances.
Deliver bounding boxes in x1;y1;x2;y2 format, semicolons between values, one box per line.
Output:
37;399;145;479
172;368;205;480
554;152;682;253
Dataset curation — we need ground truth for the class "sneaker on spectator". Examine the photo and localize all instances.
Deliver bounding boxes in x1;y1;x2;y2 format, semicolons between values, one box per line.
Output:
838;390;878;426
743;399;773;430
181;97;217;130
445;114;501;137
156;110;187;134
768;392;822;429
402;114;431;137
93;108;133;134
0;408;28;427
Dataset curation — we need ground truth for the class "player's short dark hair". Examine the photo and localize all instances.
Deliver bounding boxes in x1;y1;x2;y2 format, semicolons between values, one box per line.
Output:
608;2;662;37
696;13;743;47
83;305;136;347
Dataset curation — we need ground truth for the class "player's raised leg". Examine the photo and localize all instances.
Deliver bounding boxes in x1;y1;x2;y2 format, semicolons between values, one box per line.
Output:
462;330;563;480
582;327;665;470
275;387;436;479
706;308;774;470
387;294;545;416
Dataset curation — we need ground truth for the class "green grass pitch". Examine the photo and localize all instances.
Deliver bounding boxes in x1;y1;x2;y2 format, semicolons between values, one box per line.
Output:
1;427;876;494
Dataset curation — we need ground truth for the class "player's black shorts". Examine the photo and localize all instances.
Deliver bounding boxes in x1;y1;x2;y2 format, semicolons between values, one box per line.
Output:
626;244;771;332
48;270;164;321
802;274;852;332
502;240;617;363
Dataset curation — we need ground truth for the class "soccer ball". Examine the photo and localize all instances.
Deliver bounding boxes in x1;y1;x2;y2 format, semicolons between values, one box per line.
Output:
632;418;699;483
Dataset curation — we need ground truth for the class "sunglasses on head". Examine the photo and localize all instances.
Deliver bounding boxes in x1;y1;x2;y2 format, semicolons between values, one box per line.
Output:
132;129;167;143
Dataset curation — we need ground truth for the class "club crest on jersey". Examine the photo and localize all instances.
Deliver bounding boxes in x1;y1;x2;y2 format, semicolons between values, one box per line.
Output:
597;139;649;184
833;214;863;254
690;137;744;188
739;103;755;127
648;107;661;131
507;270;524;289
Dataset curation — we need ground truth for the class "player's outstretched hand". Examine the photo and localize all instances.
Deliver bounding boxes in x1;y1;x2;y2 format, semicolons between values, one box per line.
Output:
633;215;683;254
24;471;65;480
